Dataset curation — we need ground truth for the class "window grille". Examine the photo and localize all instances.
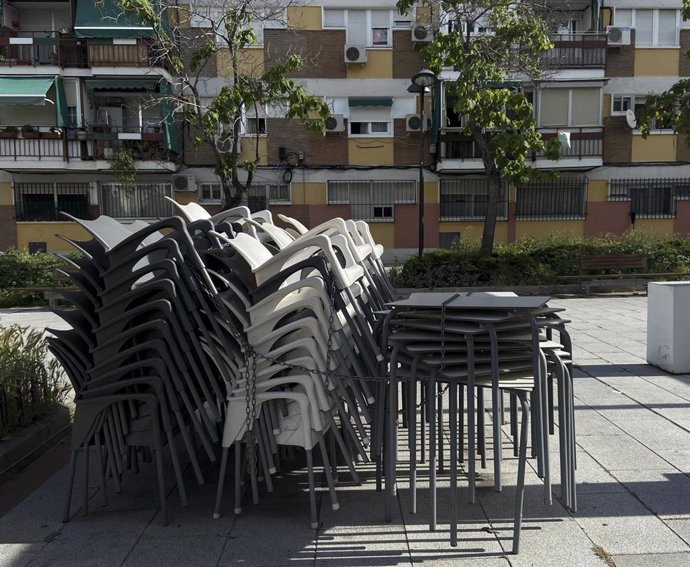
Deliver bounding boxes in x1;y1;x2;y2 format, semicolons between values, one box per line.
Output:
609;178;690;218
439;178;507;221
327;180;415;222
516;177;587;220
99;183;173;218
14;183;90;221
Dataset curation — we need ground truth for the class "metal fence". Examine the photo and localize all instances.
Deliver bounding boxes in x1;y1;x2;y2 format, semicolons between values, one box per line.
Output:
327;180;416;222
99;183;173;218
439;178;508;221
540;33;607;69
14;183;91;221
516;177;588;220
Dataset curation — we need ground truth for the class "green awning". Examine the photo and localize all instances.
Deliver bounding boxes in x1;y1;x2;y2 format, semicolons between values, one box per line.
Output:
74;0;154;38
348;98;393;107
55;77;69;128
159;80;180;153
85;79;160;91
0;77;56;105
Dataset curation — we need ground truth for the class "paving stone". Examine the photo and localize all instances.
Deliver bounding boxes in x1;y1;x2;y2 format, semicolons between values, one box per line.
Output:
612;552;690;567
610;469;690;519
120;534;227;567
576;435;670;471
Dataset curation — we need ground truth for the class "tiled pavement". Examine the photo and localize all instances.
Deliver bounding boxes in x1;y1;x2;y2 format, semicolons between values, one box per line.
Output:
2;295;690;566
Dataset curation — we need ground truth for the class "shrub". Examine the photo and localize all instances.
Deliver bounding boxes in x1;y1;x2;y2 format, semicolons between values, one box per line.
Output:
0;325;70;436
0;249;73;306
390;231;690;288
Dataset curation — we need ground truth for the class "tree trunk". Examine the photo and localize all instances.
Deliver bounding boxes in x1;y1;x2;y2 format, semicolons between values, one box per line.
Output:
471;123;502;255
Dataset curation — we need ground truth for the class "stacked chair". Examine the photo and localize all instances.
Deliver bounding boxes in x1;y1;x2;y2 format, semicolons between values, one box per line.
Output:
48;202;575;555
50;207;391;529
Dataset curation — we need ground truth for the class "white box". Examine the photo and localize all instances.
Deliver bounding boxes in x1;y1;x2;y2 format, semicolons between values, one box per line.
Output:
647;281;690;373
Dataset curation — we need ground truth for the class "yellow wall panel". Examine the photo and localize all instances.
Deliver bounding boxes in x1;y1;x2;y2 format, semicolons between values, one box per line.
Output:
217;49;264;78
346;50;393;79
635;49;679;77
635;219;674;237
296;182;326;205
0;182;12;206
424;181;438;204
239;136;268;165
631;134;677;162
515;220;584;240
602;94;611;118
287;6;322;30
439;222;508;245
17;223;90;252
174;192;198;205
368;223;395;248
588;180;609;202
348;138;394;165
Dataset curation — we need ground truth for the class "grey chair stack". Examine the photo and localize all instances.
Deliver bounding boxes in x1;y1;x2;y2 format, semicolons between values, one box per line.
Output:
50;215;227;526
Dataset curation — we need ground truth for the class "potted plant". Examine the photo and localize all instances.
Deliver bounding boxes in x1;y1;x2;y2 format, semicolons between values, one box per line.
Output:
42;127;62;139
0;126;18;139
21;125;40;139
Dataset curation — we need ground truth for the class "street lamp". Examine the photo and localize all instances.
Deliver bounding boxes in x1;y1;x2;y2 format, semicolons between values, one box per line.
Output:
409;68;436;257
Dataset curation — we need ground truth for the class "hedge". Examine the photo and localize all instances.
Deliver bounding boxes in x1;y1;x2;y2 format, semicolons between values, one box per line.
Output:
389;231;690;288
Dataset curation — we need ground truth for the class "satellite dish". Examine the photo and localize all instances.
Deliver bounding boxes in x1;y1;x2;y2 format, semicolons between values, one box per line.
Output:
625;109;637;129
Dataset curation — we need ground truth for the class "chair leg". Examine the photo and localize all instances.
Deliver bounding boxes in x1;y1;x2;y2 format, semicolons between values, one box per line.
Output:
234;441;243;515
154;446;168;527
449;383;458;548
317;431;339;511
409;375;418;514
62;450;78;523
305;448;319;529
213;446;230;520
512;392;530;555
81;443;90;517
428;373;437;531
95;435;108;508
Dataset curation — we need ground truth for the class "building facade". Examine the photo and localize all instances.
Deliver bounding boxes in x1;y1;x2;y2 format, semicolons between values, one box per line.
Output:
1;0;689;255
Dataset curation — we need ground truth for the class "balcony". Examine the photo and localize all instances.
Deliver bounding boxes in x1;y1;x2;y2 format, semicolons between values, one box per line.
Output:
540;33;607;69
0;125;178;169
436;127;603;172
0;32;164;68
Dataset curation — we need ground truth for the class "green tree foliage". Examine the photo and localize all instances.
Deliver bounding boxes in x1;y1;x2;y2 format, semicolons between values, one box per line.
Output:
637;3;690;138
397;0;561;254
113;0;330;207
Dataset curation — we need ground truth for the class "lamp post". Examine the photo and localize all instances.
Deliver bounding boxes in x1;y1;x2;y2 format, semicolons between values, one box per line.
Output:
410;68;436;257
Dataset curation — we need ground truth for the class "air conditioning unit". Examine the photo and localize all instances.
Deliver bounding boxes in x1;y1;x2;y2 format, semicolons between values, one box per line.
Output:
406;113;431;132
344;45;367;64
172;174;197;192
411;23;433;44
324;114;345;133
606;26;631;46
215;136;239;154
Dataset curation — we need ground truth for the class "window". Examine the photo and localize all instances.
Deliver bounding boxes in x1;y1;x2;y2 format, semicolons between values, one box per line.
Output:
540;88;601;127
609;178;690;218
349;105;392;137
323;9;392;47
245;117;267;135
612;95;672;130
245;184;291;211
327;180;415;222
99;183;173;218
67;107;78;128
614;8;678;47
200;183;222;202
440;178;507;220
516;178;587;220
14;183;90;221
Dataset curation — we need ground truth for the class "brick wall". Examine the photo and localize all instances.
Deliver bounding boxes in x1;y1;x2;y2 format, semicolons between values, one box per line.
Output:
392;30;424;79
680;30;690;77
677;135;690;162
393;118;433;166
183;124;217;165
178;28;218;77
267;118;348;167
0;205;16;249
264;29;347;79
603;116;632;163
605;30;635;77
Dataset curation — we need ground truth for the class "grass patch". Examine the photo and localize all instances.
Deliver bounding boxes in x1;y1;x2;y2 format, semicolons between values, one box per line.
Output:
592;544;616;567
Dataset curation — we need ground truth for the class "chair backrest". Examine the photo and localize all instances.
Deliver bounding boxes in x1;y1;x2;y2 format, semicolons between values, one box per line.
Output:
164;196;212;222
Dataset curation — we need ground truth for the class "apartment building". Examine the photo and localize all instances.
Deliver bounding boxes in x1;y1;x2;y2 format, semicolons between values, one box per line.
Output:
1;0;689;253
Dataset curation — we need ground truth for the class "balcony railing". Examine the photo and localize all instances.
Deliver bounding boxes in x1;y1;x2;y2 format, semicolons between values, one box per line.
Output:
0;32;164;68
439;127;603;161
0;126;177;163
540;32;607;69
